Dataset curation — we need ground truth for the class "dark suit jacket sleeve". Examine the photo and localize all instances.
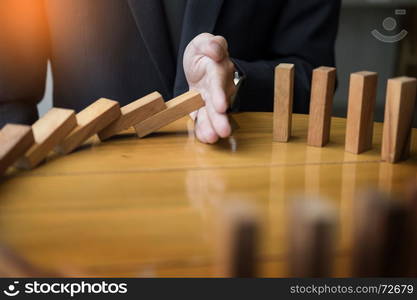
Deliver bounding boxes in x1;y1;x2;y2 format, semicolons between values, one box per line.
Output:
0;0;49;127
231;0;341;114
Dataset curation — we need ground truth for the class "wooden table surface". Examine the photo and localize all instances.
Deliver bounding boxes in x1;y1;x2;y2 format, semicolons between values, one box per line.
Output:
0;113;416;277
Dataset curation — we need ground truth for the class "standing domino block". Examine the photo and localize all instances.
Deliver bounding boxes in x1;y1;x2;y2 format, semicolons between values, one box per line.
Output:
345;72;378;154
288;197;336;277
134;91;204;138
215;202;260;277
381;77;417;163
16;108;77;169
307;67;336;147
98;92;166;141
273;63;295;142
55;99;121;154
0;125;34;175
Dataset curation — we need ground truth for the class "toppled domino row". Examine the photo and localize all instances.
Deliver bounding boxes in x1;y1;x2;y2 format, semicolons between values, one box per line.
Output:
0;91;204;175
273;64;417;163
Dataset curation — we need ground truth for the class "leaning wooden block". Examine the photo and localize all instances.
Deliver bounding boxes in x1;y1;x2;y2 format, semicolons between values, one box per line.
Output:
381;77;417;163
288;197;336;277
273;63;295;142
0;124;34;175
16;108;76;169
98;92;166;141
307;67;336;147
215;201;260;277
55;99;121;154
134;91;204;138
345;71;378;154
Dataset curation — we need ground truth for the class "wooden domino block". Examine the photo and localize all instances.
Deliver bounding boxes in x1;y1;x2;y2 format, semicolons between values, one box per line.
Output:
307;67;336;147
381;77;417;163
345;71;378;154
352;190;409;277
55;99;121;154
98;92;166;141
215;202;260;277
288;197;336;277
0;124;34;175
16;108;77;169
134;91;204;138
273;63;295;142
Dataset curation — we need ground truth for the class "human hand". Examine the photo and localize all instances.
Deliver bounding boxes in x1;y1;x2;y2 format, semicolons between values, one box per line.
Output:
184;33;236;144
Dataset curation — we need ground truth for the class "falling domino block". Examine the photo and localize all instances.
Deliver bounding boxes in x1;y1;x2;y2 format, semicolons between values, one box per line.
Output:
273;63;295;142
381;77;417;163
345;71;378;154
98;92;166;141
288;197;336;277
307;67;336;147
16;108;77;169
352;190;409;276
55;99;121;154
215;202;260;277
0;125;34;175
134;91;204;138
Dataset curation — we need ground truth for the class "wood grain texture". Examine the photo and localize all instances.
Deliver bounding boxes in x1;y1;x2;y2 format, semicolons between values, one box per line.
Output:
98;92;166;141
273;64;295;142
0;125;34;176
381;77;417;163
288;198;336;277
307;67;336;147
56;99;121;154
345;71;378;154
134;91;204;138
16;108;76;169
0;113;416;277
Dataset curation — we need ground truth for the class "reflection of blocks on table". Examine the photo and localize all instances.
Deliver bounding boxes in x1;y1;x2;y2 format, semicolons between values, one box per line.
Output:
55;99;121;154
288;197;336;277
273;63;294;143
352;190;409;277
381;77;417;163
307;67;337;147
215;202;260;277
134;91;204;138
98;92;166;141
345;71;378;154
0;125;34;175
16;108;77;169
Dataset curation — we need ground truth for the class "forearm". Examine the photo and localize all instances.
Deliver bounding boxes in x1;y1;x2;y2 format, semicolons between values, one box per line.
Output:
0;0;48;127
231;57;313;114
231;0;340;114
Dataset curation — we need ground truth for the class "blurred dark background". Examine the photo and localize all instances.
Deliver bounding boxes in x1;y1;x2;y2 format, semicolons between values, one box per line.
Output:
37;0;417;126
334;0;417;126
